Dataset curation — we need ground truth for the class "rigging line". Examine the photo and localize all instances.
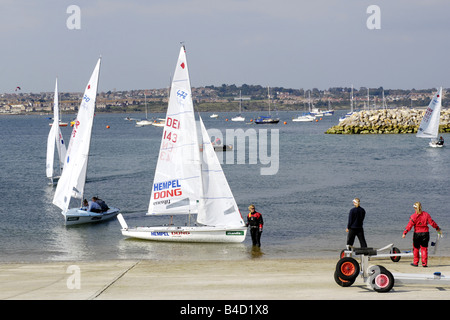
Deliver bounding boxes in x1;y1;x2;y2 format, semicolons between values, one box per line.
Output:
88;260;141;300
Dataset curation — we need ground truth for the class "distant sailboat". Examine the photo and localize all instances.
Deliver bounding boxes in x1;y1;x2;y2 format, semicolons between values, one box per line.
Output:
231;90;245;122
53;58;120;225
255;87;279;124
136;93;154;126
339;85;355;122
46;78;67;185
293;90;315;122
416;87;444;148
117;45;247;242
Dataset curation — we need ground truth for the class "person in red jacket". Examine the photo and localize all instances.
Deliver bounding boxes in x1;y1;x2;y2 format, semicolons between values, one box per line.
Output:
402;202;442;267
247;204;263;247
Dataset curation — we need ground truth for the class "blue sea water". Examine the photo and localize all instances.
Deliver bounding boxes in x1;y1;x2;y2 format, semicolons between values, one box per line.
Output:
0;111;448;263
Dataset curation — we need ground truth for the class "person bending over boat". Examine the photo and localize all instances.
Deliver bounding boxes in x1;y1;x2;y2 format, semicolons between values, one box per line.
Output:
82;198;102;213
81;197;108;213
346;198;368;248
92;196;109;212
402;202;441;267
437;136;444;146
247;204;263;247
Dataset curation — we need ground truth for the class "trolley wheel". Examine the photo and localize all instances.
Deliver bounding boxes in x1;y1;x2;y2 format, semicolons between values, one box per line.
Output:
340;249;345;259
368;265;395;293
334;271;355;287
335;257;360;281
390;247;401;262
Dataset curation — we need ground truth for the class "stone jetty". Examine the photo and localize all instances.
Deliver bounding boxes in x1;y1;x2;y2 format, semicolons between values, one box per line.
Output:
325;108;450;134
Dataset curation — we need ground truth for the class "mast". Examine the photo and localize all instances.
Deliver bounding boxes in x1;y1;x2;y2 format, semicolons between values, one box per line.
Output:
350;85;353;113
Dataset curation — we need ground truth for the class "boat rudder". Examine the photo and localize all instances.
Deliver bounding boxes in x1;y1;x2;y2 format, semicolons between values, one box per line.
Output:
117;213;128;229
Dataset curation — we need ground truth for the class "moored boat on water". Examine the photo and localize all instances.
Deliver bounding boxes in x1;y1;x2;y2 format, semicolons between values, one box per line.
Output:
52;58;120;225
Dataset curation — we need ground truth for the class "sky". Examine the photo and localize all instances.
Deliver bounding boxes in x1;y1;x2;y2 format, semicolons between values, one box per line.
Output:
1;0;450;93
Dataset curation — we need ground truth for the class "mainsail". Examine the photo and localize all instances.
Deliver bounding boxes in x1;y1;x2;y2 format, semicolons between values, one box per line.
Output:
148;46;202;216
53;58;101;212
417;87;442;140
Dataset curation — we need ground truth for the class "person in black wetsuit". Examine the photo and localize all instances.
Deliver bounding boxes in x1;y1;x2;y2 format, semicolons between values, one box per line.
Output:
246;204;264;247
346;198;368;248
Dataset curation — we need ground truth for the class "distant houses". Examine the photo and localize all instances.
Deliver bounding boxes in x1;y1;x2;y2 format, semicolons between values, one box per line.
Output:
0;86;447;114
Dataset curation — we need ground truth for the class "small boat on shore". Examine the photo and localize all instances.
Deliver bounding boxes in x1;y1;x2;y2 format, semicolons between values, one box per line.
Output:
117;45;247;243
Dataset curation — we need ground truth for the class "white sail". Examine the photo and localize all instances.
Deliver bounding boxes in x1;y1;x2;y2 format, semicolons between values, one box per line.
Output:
417;87;442;139
46;78;66;180
46;121;56;179
197;117;245;227
147;46;202;216
53;58;101;211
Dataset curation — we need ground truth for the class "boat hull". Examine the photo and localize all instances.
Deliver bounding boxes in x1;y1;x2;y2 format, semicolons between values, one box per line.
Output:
121;225;247;243
63;207;120;226
255;119;279;124
429;141;444;148
292;117;314;122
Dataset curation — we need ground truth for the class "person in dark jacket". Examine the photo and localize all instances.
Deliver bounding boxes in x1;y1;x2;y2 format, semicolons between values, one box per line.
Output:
247;204;263;247
346;198;368;248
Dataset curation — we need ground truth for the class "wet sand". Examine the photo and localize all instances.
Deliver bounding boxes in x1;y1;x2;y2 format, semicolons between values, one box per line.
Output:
1;256;450;300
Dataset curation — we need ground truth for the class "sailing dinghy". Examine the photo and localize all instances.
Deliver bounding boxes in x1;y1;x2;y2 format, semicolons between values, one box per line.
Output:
46;78;67;185
117;46;247;242
416;87;444;148
53;58;120;225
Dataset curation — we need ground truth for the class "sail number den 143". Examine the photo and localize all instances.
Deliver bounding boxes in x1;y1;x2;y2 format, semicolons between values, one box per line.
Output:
163;117;180;143
160;117;180;161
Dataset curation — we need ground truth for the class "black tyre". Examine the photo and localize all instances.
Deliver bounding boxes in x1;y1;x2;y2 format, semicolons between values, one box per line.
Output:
334;271;355;287
390;247;401;262
335;257;360;281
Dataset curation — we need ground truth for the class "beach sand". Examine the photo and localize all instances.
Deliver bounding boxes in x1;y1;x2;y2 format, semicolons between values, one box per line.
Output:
1;256;450;300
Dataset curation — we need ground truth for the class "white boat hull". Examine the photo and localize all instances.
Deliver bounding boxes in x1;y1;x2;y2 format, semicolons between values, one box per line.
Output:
121;226;247;243
135;120;154;126
63;207;120;226
429;141;444;148
118;215;246;243
292;117;314;122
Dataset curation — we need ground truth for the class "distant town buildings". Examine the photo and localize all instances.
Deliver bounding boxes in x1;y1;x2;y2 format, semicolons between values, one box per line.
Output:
0;86;446;114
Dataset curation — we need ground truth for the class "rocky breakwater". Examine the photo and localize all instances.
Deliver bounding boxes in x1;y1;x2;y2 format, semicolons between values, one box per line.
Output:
326;108;450;134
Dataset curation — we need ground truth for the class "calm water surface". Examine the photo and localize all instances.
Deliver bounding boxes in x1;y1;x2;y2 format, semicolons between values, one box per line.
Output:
0;111;448;262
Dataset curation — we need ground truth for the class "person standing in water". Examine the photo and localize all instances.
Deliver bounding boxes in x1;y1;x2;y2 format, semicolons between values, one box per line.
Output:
346;198;368;248
247;204;263;247
402;202;442;267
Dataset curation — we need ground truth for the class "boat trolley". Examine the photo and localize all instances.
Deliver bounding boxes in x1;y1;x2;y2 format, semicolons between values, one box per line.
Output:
334;234;449;293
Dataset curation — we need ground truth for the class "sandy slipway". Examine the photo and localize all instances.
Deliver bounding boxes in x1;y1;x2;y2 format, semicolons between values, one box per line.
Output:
1;257;450;300
326;108;450;134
